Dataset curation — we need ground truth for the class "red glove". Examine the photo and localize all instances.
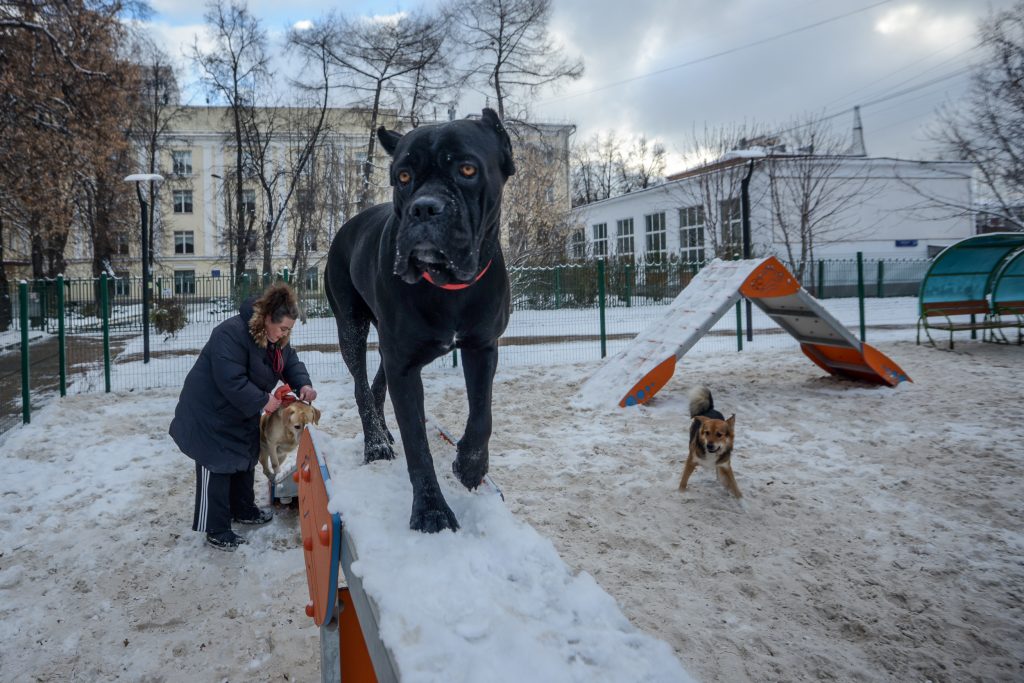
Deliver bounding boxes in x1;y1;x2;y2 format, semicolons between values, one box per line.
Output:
298;385;317;402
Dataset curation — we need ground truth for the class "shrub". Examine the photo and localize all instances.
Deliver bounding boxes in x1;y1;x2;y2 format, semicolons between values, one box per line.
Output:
153;299;187;339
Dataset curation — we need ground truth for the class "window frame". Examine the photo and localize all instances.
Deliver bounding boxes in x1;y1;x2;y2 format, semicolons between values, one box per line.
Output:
644;212;667;259
172;189;193;214
616;218;635;257
171;150;193;176
592;222;608;257
174;230;195;255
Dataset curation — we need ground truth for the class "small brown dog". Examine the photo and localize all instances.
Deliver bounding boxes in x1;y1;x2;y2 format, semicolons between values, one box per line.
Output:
678;386;740;498
259;400;321;481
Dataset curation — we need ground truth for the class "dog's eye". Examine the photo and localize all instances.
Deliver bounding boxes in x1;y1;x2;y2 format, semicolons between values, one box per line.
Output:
397;170;412;185
459;164;477;178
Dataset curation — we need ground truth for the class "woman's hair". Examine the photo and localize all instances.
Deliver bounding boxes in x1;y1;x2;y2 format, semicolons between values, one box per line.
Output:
254;283;300;323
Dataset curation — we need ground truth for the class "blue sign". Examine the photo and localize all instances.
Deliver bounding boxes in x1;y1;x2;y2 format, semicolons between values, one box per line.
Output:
211;269;221;277
895;240;918;247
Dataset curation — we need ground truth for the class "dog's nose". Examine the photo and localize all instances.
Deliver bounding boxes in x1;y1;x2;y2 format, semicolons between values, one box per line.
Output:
410;196;445;220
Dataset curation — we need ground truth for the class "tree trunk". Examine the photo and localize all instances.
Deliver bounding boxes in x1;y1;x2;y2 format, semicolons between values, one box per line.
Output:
0;215;11;331
360;82;384;212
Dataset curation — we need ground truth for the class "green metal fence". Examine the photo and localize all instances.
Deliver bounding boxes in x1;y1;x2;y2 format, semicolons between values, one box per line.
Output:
1;255;932;432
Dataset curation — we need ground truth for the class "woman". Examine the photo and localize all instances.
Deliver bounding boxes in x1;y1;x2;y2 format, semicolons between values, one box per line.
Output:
170;283;317;551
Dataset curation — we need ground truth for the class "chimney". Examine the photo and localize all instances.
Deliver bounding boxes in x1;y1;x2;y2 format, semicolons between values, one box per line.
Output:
848;105;867;156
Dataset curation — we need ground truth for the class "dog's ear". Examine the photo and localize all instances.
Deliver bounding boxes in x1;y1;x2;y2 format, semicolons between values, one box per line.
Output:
726;415;735;429
377;126;402;157
312;406;321;425
480;108;515;178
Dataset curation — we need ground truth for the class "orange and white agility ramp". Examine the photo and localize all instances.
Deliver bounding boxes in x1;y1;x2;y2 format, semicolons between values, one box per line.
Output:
578;257;910;409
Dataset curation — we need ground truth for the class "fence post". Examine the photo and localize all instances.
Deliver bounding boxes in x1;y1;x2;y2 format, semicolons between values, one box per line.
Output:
57;274;66;397
876;260;885;299
283;267;290;284
19;281;30;424
554;267;562;309
597;259;607;358
857;252;866;342
624;262;632;307
817;260;825;299
735;299;743;352
101;273;111;393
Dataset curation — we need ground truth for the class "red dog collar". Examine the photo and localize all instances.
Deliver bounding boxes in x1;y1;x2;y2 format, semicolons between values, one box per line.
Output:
422;259;492;291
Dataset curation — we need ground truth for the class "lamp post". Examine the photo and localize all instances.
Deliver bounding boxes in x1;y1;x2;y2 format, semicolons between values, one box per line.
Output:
211;173;235;284
124;173;164;363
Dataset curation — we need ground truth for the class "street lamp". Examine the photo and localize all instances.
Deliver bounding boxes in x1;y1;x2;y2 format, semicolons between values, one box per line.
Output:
124;173;164;363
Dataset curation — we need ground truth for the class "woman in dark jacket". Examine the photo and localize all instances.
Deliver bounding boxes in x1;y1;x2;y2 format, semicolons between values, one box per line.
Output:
170;283;316;550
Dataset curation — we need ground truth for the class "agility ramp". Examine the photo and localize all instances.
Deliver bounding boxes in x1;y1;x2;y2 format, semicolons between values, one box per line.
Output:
578;257;910;409
295;427;694;683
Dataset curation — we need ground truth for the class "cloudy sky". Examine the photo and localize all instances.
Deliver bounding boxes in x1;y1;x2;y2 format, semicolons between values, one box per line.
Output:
143;0;1013;173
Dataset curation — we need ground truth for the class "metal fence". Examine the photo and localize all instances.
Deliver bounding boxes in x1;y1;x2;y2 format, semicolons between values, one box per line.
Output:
1;255;931;433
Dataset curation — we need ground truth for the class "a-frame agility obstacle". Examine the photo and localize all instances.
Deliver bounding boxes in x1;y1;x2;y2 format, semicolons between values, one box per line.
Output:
579;257;910;408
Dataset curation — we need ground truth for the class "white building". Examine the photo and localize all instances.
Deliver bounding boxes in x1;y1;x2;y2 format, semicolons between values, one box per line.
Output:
570;152;974;265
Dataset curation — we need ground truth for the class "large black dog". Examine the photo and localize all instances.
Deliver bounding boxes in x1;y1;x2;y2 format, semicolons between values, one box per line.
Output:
325;109;515;533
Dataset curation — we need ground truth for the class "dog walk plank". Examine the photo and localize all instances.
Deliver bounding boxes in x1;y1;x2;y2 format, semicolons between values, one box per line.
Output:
308;428;695;683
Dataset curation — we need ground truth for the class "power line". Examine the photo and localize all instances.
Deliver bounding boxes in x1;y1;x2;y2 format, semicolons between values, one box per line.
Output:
539;0;893;105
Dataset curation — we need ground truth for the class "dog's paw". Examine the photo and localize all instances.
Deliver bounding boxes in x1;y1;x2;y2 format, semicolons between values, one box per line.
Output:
452;453;488;490
409;498;460;533
364;440;395;463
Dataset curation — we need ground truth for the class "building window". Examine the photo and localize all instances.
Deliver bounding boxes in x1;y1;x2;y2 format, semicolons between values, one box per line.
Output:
114;233;130;256
616;218;634;257
242;189;257;218
114;271;131;296
174;231;195;255
172;150;192;176
570;229;585;259
592;223;608;257
173;190;193;214
719;198;742;257
679;206;706;264
174;270;196;295
299;231;319;252
304;267;318;291
645;212;666;259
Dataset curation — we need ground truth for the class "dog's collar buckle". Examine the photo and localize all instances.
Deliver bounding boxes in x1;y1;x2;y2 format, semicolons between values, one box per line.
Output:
422;259;492;291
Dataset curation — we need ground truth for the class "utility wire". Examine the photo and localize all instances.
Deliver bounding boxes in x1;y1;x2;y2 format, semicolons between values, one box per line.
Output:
539;0;893;105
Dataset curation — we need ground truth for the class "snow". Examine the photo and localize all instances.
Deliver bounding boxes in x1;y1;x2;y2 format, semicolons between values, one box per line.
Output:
316;430;693;682
1;298;1023;681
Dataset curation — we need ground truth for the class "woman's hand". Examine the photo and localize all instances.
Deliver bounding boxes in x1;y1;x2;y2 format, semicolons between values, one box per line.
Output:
264;393;282;414
298;385;317;402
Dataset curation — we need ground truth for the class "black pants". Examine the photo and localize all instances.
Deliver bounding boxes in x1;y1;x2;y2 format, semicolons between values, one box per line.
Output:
192;462;259;534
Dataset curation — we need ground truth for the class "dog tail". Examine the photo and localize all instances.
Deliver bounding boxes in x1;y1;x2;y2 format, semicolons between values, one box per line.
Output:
688;385;714;417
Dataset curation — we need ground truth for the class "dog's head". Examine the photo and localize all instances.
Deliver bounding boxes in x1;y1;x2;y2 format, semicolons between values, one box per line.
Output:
692;414;735;457
282;402;321;434
378;108;516;286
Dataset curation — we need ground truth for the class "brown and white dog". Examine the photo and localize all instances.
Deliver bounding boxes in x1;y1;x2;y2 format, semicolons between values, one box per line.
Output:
678;386;740;498
259;400;321;481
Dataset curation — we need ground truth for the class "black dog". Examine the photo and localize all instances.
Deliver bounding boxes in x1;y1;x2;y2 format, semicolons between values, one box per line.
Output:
325;108;515;533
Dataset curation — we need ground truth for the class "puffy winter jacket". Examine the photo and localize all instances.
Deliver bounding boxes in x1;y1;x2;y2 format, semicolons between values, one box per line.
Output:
169;298;311;473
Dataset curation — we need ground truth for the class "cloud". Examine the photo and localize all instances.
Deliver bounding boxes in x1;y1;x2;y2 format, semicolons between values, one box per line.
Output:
292;19;314;31
874;3;974;46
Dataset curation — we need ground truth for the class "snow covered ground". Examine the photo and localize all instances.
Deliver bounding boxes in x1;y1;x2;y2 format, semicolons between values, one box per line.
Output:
1;302;1023;681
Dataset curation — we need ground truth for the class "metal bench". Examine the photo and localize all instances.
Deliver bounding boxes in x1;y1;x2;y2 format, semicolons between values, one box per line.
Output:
916;300;1019;349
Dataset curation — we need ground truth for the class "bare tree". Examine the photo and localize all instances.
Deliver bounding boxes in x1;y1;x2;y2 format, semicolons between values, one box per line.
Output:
503;134;575;267
570;131;623;206
318;11;449;211
765;117;876;280
931;2;1024;230
127;35;186;269
619;135;666;194
453;0;583;120
192;0;270;281
668;123;762;259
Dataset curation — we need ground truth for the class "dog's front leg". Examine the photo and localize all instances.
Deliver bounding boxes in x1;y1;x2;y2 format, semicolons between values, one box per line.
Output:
385;361;459;533
453;344;498;490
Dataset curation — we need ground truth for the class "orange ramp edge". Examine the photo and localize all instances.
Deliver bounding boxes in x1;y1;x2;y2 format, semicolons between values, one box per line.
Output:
619;356;677;407
739;256;801;299
297;429;335;627
800;343;911;386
